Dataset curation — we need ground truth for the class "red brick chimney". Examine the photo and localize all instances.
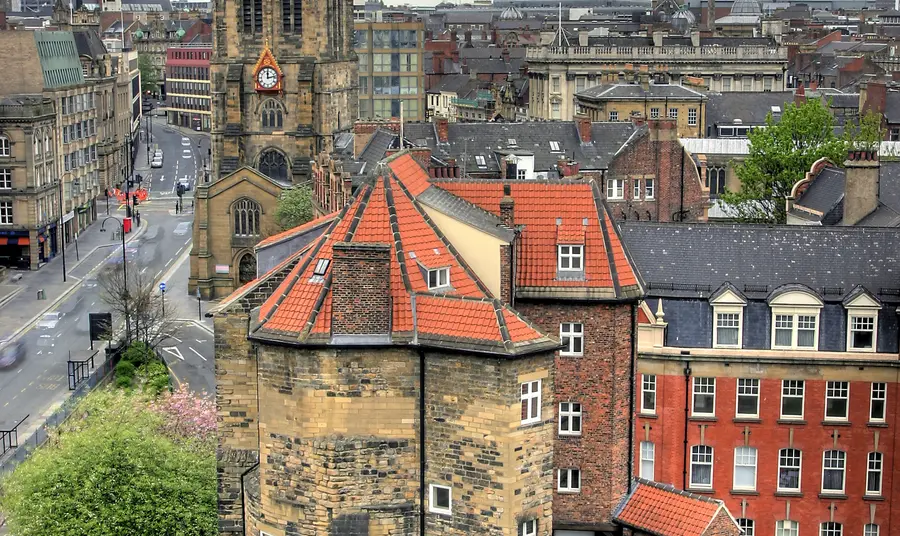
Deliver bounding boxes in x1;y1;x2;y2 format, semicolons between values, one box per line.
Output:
860;81;887;116
432;51;444;75
557;157;581;178
331;242;392;335
499;184;515;304
575;115;592;144
435;117;450;143
794;83;806;106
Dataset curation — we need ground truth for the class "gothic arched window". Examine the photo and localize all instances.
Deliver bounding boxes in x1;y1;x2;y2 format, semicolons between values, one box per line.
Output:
261;99;284;130
257;148;288;183
233;198;261;237
238;253;257;284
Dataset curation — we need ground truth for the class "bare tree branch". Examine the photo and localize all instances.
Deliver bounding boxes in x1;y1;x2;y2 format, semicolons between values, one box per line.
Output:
98;263;181;350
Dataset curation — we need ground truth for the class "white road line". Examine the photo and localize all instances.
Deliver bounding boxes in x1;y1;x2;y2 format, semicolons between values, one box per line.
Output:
167;335;183;343
141;267;148;274
176;246;184;256
155;269;162;279
189;347;206;361
56;333;62;338
165;259;172;267
91;301;95;306
162;347;184;361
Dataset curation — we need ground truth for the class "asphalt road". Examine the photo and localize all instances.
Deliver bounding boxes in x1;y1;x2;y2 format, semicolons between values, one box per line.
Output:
137;115;209;200
0;122;215;435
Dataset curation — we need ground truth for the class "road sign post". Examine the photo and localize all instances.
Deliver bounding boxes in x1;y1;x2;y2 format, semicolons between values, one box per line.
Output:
197;287;201;320
159;282;167;317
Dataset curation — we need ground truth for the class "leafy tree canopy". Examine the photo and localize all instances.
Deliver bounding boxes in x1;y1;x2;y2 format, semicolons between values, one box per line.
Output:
721;98;850;224
274;185;314;230
138;53;159;95
1;388;216;536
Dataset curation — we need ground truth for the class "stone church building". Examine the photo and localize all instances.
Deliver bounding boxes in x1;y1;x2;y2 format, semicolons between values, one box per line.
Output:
188;0;357;298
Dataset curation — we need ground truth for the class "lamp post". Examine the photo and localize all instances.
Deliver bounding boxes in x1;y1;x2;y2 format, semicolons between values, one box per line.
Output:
100;216;129;344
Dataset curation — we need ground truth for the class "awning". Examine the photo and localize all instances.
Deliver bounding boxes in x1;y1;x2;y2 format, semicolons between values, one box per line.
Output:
17;238;29;246
0;238;7;246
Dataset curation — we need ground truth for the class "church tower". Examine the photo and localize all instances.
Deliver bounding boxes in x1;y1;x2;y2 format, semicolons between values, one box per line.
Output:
209;0;357;183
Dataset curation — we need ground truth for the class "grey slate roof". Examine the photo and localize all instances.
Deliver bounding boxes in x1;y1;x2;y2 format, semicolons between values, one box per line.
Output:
577;83;706;101
404;121;640;173
428;74;476;94
358;130;396;169
794;166;845;213
73;29;108;59
417;185;515;241
886;91;900;124
619;223;900;302
791;162;900;227
706;92;793;128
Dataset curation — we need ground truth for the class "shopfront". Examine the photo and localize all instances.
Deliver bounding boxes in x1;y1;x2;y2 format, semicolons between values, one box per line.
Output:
0;231;31;270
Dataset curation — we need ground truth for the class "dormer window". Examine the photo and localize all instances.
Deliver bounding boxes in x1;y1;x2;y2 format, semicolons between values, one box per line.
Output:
558;245;583;272
710;284;747;349
475;155;486;168
844;288;880;352
768;287;823;351
427;267;450;290
507;138;517;147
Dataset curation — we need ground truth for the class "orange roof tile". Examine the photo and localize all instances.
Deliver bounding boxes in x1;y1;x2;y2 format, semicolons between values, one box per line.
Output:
255;211;339;249
249;154;555;355
614;480;731;536
388;153;431;197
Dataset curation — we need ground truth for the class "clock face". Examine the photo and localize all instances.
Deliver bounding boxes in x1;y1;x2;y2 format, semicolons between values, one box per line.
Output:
257;66;278;89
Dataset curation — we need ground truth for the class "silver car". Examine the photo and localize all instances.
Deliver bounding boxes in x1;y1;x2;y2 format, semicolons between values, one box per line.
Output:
38;312;62;329
174;222;192;236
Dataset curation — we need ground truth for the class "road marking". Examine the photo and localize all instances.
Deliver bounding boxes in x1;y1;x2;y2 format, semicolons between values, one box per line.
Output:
28;382;33;387
166;334;183;343
165;259;172;267
91;301;95;306
16;369;21;374
141;267;148;274
36;351;42;356
189;347;206;361
176;246;184;256
20;388;26;393
196;339;206;344
3;403;7;407
56;333;62;338
155;270;162;279
162;346;184;361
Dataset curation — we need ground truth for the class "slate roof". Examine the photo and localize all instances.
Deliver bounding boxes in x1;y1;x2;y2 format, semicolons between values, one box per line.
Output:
255;212;339;250
434;179;643;300
614;479;736;536
358;129;397;168
619;223;900;302
794;166;845;213
73;29;108;59
404;121;640;173
791;161;900;227
249;153;558;356
706;92;793;128
428;73;474;94
577;83;706;101
886;91;900;124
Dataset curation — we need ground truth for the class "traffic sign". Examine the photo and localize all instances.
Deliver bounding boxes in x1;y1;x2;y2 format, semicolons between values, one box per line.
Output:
159;282;167;292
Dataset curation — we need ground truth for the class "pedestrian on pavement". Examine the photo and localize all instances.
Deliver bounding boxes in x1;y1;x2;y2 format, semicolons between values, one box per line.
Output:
175;201;179;214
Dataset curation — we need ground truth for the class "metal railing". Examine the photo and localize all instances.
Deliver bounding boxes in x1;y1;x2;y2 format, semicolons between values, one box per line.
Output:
526;45;787;62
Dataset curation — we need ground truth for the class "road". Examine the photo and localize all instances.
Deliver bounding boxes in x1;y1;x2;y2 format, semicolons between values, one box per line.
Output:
137;115;210;201
0;119;215;441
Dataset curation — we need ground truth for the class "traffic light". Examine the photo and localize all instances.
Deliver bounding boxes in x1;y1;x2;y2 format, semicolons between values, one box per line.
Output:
133;194;139;206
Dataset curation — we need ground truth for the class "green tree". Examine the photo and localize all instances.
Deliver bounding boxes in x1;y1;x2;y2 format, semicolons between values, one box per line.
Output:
274;185;314;230
138;53;159;95
721;98;849;224
0;389;216;536
851;110;887;151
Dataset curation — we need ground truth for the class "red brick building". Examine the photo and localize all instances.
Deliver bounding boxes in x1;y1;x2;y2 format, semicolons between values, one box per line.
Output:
621;223;900;536
164;44;212;131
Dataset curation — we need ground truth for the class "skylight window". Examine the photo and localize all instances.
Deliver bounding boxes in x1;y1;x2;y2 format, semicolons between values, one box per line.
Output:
475;155;486;168
550;141;561;152
313;258;330;276
508;138;517;147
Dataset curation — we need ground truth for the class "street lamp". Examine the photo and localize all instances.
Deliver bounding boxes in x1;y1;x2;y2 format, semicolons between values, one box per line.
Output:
100;216;130;344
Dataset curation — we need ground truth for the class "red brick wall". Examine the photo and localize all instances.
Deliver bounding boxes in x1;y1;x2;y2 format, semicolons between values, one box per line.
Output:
703;509;741;536
331;243;392;334
605;123;706;222
516;301;635;527
636;371;898;534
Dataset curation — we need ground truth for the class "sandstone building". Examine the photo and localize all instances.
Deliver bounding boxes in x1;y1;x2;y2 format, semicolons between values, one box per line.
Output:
189;0;358;298
213;151;739;535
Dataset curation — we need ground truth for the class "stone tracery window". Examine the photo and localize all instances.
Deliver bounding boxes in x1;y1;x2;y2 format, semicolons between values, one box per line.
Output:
238;253;257;284
233;198;261;237
257;148;288;183
261;99;284;130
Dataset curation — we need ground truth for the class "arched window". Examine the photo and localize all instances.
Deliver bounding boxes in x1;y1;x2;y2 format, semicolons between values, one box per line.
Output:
261;99;284;130
238;253;257;284
0;135;9;157
233;198;261;237
257;148;288;183
33;131;41;157
707;167;727;198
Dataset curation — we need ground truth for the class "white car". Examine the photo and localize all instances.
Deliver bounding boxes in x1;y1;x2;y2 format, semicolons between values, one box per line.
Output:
182;149;192;159
38;312;62;329
174;221;192;236
151;157;163;168
181;137;190;146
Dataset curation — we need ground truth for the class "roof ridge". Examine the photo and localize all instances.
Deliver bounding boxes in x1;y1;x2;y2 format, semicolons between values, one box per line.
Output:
592;182;623;299
383;172;415;295
632;477;725;506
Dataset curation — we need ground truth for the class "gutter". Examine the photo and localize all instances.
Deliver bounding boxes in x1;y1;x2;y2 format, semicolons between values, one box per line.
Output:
682;361;692;490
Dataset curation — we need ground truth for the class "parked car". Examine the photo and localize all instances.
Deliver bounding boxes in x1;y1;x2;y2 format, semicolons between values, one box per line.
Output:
83;275;99;288
0;334;25;368
38;312;62;329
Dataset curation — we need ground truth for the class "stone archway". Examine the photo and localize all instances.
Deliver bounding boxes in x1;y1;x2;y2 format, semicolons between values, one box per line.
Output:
257;148;288;183
238;253;257;284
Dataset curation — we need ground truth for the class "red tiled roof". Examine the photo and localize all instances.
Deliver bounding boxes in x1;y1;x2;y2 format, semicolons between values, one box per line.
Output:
251;157;555;356
430;180;642;298
255;211;339;249
388;153;431;197
614;480;731;536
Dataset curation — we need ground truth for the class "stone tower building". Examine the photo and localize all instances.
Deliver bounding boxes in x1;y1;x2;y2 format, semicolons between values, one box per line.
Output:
208;0;358;182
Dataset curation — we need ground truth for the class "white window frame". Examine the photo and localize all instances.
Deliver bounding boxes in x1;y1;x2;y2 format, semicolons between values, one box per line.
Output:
0;200;11;225
733;446;757;491
428;484;452;515
820;522;842;536
633;180;641;200
772;312;819;350
520;379;541;425
606;178;624;200
687;107;697;126
737;519;755;536
848;313;877;352
549;141;560;152
668;107;678;119
866;451;883;496
714;308;743;348
824;381;849;422
650;107;660;119
520;519;537;536
558;401;582;436
821;450;846;494
736;378;760;418
557;468;581;493
0;136;9;157
474;155;486;168
641;374;656;414
780;380;805;420
870;382;887;423
516;169;526;180
640;441;655;480
776;520;799;536
559;322;583;356
691;377;716;417
645;178;655;199
865;524;880;536
0;168;10;190
427;267;450;290
777;448;802;492
557;245;583;272
689;445;713;489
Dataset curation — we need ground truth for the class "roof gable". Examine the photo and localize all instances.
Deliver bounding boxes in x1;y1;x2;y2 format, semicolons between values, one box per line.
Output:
709;283;747;305
843;285;881;308
202;165;286;199
614;478;734;536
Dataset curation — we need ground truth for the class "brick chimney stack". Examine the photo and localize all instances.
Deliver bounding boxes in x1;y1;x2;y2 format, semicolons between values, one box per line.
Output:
435;117;450;143
557;157;581;178
575;115;592;144
499;184;515;304
331;242;392;335
843;150;880;226
860;81;887;117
